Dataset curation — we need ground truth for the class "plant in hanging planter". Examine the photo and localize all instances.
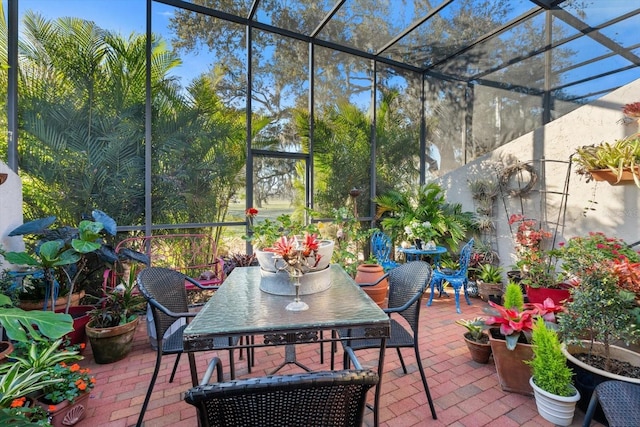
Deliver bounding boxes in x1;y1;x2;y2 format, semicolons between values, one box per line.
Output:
573;101;640;186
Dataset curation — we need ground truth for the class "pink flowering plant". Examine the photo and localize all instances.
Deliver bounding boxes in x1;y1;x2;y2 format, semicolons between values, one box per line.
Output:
266;233;322;276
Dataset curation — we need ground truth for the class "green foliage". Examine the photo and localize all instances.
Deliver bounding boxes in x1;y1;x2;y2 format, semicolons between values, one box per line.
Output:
475;263;504;283
0;339;81;374
244;212;319;249
573;136;640;186
374;182;473;250
503;282;524;311
0;364;63;408
455;317;487;342
527;318;575;397
87;270;146;328
0;294;73;342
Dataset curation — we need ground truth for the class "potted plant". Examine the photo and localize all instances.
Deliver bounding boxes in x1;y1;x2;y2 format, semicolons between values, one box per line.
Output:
474;263;504;303
0;364;59;426
573;102;640;186
0;337;95;427
354;256;389;308
555;232;640;418
483;283;564;395
455;317;491;364
526;317;580;426
85;273;146;364
2;210;119;316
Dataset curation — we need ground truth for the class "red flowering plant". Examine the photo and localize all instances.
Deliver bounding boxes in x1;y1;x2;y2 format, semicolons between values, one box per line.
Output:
483;282;563;350
508;214;558;287
266;233;322;276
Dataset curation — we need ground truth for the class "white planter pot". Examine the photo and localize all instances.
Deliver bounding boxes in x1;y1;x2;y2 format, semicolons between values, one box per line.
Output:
529;377;580;426
255;239;334;272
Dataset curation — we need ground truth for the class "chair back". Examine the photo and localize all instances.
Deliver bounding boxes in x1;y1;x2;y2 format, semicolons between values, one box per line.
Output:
457;238;475;277
387;261;432;332
371;230;393;262
184;369;379;427
137;267;190;340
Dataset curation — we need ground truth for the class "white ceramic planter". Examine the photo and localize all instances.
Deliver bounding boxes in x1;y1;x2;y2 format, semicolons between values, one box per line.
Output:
255;240;334;272
529;377;580;426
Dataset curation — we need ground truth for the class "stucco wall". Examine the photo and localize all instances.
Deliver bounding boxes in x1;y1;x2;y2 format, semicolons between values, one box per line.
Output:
0;161;24;271
439;78;640;271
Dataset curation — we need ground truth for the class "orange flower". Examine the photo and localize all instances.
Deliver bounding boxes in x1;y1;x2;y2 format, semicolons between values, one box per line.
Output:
69;363;80;372
79;343;86;350
76;379;87;391
49;405;57;412
10;397;26;408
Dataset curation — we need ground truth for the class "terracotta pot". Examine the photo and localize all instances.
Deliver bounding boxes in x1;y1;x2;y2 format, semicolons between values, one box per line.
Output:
355;264;388;308
561;340;640;422
526;285;571;305
477;281;503;302
86;317;139;364
0;340;14;363
55;305;95;348
589;167;640;184
489;328;534;395
19;291;85;311
462;333;492;364
35;391;90;427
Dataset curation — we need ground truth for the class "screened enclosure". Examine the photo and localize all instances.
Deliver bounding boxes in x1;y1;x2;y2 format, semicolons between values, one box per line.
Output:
1;0;639;253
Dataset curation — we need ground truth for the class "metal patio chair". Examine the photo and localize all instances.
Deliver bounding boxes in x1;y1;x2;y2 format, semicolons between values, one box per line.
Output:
428;238;475;313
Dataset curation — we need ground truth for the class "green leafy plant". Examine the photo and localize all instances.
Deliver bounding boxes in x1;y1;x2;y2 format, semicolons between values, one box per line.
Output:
573;136;640;186
526;317;575;397
503;282;524;311
455;317;487;343
87;267;145;328
0;364;63;408
1;339;82;374
243;209;319;249
0;294;73;342
2;210;118;313
41;362;95;404
475;263;504;283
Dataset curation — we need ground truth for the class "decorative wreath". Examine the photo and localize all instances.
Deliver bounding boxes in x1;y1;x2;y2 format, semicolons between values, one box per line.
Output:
500;163;538;196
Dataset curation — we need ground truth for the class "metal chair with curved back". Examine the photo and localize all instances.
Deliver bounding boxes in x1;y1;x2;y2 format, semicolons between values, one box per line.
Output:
370;230;399;272
335;260;437;421
135;267;241;427
428;238;474;314
184;357;379;427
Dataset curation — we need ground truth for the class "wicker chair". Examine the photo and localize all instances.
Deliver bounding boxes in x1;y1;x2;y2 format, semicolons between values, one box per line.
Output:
136;267;241;427
583;380;640;427
184;357;379;427
335;260;437;420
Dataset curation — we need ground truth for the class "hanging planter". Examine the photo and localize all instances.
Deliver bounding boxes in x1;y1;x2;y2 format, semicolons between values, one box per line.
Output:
587;166;640;185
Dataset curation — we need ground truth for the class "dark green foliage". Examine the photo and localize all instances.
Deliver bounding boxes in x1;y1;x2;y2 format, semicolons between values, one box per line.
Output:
527;318;575;397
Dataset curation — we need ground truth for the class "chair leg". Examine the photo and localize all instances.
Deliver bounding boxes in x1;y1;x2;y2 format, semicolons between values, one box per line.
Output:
169;353;181;383
396;347;407;374
228;347;236;380
583;388;599;427
453;283;462;314
462;280;472;306
137;348;163;427
320;330;324;365
427;278;438;306
414;345;437;420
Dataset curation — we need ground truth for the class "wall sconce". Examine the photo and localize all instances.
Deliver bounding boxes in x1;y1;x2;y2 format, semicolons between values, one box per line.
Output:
0;173;7;185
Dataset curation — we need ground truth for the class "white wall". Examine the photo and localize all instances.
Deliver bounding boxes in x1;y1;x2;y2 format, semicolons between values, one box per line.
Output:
438;78;640;270
0;161;24;271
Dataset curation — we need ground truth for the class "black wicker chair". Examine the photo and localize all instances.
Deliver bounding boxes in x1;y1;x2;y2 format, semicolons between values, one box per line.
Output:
334;260;437;420
184;357;379;427
582;380;640;427
136;267;241;427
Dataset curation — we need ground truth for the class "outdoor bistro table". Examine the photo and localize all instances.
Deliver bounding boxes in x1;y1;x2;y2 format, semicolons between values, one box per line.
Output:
398;245;447;263
183;264;391;426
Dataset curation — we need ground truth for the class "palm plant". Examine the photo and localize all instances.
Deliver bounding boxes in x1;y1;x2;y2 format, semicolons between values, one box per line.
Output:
373;182;473;249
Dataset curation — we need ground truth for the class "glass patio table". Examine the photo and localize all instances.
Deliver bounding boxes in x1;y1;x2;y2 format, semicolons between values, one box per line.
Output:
183;263;390;426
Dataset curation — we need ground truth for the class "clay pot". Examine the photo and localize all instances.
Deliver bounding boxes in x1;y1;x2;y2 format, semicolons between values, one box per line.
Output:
19;291;85;311
355;264;388;308
462;333;492;364
489;328;534;395
86;317;139;364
